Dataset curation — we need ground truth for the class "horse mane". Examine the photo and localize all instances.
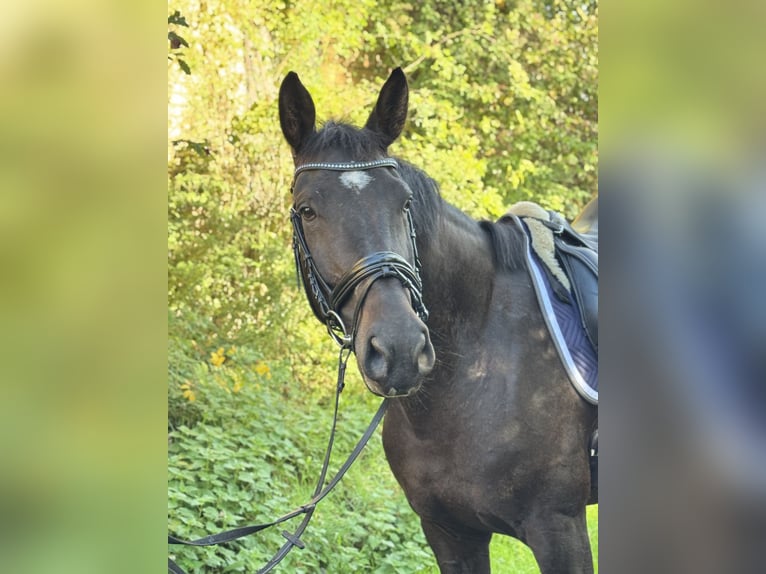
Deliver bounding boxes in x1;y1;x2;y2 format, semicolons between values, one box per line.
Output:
479;217;527;272
303;121;525;273
397;159;526;273
394;159;440;241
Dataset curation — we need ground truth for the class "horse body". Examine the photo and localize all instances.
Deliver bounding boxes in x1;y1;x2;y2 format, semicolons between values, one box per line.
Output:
279;68;596;573
383;199;595;573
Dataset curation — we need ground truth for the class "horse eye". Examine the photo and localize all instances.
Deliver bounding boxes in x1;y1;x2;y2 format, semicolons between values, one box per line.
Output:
403;197;413;211
299;206;317;221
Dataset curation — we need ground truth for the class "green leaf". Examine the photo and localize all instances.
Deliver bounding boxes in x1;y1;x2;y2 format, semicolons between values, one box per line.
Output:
168;10;189;27
177;58;191;75
168;31;189;49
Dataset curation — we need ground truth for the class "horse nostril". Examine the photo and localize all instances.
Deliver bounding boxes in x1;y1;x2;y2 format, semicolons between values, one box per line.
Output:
414;332;435;375
365;336;389;382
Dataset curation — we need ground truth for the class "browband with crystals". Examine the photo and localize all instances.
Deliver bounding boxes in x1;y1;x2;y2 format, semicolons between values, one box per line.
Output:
293;158;399;180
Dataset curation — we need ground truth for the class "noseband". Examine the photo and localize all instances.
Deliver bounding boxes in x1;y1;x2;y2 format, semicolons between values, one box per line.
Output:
290;158;428;348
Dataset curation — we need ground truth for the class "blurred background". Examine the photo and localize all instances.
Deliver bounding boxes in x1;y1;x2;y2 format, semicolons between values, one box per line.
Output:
601;0;766;572
1;1;166;573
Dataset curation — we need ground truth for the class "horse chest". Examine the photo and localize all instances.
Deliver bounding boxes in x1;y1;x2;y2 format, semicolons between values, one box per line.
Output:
382;398;526;527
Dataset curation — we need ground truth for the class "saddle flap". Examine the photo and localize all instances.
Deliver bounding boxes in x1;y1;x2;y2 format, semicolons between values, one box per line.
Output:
545;208;598;352
556;240;598;351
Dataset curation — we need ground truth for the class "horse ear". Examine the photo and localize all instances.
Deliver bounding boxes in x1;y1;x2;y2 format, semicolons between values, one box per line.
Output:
279;71;316;153
364;67;409;148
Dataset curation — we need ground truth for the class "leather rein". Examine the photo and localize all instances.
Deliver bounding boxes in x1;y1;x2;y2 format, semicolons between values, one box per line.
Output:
168;158;427;573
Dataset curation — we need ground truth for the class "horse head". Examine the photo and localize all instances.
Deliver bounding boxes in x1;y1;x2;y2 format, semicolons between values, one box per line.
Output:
279;68;435;397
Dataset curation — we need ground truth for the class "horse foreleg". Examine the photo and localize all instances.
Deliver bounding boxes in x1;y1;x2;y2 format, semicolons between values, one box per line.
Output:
420;518;492;574
525;510;594;574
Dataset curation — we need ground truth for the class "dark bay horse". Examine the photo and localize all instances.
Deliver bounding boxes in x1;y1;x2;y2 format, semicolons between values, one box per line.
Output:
279;68;597;573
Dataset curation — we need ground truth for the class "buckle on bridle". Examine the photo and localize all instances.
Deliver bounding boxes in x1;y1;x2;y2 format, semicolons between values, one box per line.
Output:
325;310;352;348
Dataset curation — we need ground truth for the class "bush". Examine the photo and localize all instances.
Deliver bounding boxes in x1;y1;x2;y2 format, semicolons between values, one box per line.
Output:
168;349;432;572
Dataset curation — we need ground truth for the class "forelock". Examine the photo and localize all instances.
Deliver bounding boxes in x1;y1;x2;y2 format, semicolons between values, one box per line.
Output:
300;121;385;160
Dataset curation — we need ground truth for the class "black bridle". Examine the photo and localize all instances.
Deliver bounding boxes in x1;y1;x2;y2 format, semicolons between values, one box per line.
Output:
168;159;429;574
290;157;428;348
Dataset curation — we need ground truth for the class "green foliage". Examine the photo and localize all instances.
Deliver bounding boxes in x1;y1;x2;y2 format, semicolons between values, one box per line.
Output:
168;10;192;75
357;0;597;218
168;359;433;573
168;0;597;571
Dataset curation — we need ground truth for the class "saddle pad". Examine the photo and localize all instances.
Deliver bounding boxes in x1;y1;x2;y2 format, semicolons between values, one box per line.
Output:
521;220;598;405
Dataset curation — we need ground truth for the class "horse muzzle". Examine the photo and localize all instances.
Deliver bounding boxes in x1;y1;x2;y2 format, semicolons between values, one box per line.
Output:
353;278;435;397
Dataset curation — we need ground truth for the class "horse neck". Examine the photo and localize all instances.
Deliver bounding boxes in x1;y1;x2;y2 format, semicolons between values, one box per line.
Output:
418;204;496;335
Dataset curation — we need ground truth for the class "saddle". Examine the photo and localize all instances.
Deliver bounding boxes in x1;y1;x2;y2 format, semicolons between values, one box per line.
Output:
548;200;598;352
507;198;598;353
